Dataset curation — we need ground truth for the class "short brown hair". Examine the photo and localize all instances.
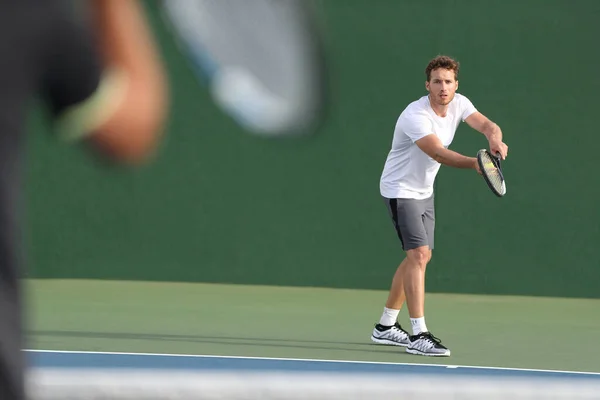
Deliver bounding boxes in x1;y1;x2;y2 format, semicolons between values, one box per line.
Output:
425;55;460;82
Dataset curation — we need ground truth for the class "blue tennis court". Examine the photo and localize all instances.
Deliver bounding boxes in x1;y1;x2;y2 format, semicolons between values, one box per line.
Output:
26;349;600;399
27;349;600;380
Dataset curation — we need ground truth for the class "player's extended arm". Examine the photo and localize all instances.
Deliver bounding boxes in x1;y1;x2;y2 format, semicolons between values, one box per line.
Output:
87;0;169;164
415;134;479;171
464;112;501;141
464;112;508;159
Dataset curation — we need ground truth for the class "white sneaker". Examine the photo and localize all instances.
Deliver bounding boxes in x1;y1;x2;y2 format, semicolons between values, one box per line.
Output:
370;322;410;347
406;331;451;357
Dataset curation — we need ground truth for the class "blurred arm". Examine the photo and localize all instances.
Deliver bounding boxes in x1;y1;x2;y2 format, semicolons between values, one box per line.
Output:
85;0;169;164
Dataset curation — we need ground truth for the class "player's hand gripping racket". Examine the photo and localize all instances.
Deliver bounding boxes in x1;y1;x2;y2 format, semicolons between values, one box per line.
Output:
477;149;506;197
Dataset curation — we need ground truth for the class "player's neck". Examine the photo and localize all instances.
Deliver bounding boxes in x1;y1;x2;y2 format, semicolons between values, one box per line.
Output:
427;94;448;118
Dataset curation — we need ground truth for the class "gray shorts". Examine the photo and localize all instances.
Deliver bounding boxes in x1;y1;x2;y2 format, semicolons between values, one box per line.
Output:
383;195;435;251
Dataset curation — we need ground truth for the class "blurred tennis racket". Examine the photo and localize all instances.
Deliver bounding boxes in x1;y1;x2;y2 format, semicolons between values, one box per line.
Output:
477;149;506;197
161;0;328;137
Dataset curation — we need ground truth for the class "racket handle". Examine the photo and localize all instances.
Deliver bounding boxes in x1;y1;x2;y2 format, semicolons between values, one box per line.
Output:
495;152;502;167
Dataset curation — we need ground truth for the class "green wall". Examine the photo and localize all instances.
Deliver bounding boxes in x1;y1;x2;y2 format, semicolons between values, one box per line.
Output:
25;1;600;298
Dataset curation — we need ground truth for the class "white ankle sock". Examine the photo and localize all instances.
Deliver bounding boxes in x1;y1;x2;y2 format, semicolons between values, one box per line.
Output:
410;317;428;335
379;307;400;326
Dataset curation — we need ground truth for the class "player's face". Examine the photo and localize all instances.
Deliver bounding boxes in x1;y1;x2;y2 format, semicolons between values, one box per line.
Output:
425;68;458;106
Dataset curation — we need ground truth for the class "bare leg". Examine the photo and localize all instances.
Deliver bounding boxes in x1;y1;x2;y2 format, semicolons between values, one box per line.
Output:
402;247;450;356
385;258;407;310
403;246;431;319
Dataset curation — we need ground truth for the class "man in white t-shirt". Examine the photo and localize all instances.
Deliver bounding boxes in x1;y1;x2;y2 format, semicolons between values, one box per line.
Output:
370;55;508;357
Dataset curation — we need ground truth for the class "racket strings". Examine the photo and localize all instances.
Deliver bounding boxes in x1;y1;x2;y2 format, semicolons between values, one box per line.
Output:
480;152;504;193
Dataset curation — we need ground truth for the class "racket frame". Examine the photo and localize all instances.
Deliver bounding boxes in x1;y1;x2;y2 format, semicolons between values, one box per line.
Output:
477;149;506;197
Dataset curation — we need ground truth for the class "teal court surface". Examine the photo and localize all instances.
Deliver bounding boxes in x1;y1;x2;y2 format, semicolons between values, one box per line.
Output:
25;280;600;398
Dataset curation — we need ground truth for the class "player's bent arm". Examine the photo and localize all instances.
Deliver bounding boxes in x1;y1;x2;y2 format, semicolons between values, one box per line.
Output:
68;0;168;165
464;112;502;142
415;134;478;170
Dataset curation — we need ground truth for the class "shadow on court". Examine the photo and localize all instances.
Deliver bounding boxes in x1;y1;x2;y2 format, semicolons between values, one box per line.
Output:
29;330;400;355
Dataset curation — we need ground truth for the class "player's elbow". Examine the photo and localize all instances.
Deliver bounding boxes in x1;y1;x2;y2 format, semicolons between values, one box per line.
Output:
428;146;446;163
415;136;445;162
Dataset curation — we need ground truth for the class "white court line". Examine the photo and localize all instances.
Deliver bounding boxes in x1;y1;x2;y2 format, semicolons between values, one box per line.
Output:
25;349;600;376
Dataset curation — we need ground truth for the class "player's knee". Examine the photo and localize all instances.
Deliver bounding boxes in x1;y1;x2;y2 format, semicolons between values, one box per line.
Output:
407;247;430;267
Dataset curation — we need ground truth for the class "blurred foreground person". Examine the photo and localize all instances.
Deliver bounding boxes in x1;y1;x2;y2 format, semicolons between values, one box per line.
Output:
0;1;168;398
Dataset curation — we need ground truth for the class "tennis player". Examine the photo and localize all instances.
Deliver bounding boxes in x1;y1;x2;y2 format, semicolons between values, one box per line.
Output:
370;55;508;356
0;1;168;398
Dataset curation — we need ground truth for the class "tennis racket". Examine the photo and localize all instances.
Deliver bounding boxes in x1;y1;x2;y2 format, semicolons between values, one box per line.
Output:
160;0;329;137
477;149;506;197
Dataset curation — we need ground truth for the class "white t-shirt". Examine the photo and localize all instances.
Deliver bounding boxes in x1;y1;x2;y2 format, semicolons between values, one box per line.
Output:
380;93;477;199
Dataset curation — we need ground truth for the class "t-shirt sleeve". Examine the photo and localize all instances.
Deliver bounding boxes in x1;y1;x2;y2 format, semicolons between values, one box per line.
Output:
398;112;434;142
460;95;478;121
41;14;103;120
40;9;127;141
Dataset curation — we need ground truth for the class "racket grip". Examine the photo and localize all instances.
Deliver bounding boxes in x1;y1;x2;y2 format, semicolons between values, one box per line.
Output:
495;152;502;167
